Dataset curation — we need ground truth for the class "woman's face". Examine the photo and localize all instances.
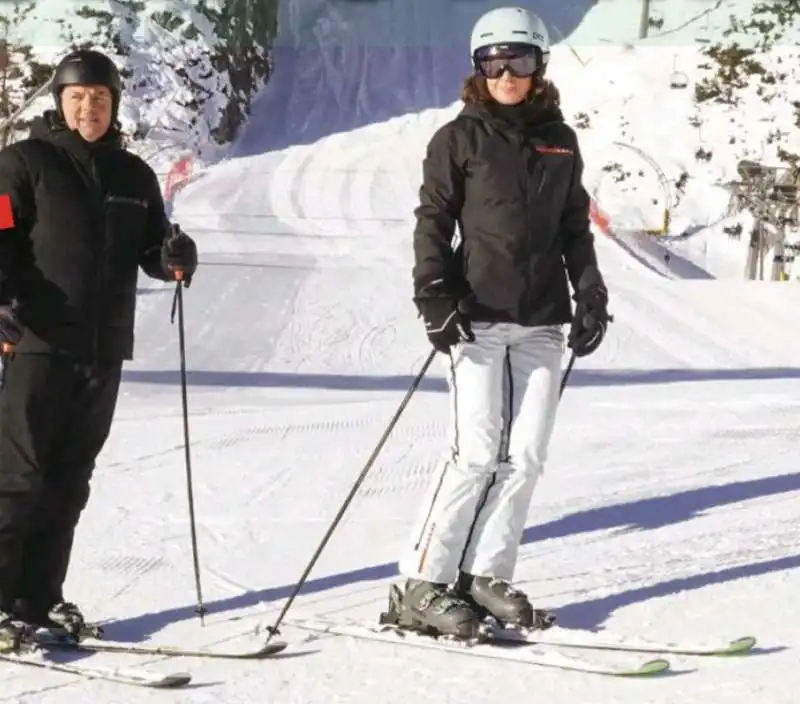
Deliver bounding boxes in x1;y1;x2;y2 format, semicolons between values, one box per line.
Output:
486;72;533;105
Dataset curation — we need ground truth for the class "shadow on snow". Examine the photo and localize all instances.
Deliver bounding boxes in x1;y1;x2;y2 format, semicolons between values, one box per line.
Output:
102;470;800;641
121;366;800;391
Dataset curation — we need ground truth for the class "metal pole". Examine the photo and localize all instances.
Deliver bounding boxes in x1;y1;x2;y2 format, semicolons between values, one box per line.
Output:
772;218;786;281
0;70;55;134
639;0;652;39
169;270;206;625
261;349;437;643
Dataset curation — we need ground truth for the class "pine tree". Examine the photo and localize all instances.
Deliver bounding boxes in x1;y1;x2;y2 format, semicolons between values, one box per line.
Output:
0;0;40;146
694;1;800;172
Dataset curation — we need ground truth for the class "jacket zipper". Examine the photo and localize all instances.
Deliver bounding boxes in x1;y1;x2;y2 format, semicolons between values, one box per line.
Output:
523;147;544;323
89;156;106;360
523;153;550;322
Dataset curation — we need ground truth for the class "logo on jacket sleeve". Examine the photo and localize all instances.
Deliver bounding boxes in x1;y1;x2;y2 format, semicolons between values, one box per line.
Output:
535;146;573;155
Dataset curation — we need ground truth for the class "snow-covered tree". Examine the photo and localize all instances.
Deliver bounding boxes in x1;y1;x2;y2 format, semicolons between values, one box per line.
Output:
0;1;56;145
693;1;800;173
1;1;281;155
197;0;277;143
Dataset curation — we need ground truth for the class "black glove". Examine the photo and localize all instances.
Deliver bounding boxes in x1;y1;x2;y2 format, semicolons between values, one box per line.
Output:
161;225;198;286
0;302;23;351
568;267;611;358
414;282;475;354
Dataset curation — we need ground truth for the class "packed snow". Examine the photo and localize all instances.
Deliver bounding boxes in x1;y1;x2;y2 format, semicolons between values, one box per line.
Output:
3;0;800;701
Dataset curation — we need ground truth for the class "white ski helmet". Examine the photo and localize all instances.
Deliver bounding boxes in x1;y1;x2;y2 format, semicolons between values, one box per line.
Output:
470;7;550;71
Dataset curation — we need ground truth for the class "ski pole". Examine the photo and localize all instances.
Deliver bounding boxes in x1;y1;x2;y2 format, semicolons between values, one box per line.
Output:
170;268;206;625
261;348;437;642
0;342;12;391
561;312;613;395
559;350;576;396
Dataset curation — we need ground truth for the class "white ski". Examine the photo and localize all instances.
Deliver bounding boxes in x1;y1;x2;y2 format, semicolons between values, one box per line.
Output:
0;649;191;688
34;629;288;660
494;625;757;656
291;617;670;676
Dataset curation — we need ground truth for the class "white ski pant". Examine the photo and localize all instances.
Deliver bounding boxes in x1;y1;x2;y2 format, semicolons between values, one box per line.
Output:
399;322;564;583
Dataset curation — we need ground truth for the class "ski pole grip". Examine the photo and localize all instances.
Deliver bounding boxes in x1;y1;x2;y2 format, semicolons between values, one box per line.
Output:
174;268;184;282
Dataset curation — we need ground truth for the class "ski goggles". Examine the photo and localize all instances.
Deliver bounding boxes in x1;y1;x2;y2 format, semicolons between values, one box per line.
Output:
474;43;541;79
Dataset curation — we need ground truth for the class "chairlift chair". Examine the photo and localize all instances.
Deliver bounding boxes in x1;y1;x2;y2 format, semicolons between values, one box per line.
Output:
669;70;689;89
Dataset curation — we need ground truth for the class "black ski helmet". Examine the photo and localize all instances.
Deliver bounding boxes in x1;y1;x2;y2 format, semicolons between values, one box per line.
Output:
51;49;123;120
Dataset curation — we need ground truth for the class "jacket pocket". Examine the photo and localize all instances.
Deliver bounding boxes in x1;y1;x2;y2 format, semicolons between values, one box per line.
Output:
531;162;548;195
105;195;149;262
531;154;572;208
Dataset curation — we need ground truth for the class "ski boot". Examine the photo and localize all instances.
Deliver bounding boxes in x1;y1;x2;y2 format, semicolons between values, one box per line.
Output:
455;572;556;631
0;610;34;654
45;602;103;641
379;580;487;641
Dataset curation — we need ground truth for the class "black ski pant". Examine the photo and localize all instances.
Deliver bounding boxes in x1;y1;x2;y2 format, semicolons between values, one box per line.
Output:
0;353;122;617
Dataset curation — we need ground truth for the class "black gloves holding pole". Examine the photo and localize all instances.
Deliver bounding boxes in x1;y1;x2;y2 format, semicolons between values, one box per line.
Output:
1;225;198;355
0;300;23;353
415;267;613;358
161;225;198;286
413;279;475;354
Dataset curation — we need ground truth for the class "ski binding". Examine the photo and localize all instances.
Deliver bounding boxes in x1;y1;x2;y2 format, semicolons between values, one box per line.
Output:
292;616;669;676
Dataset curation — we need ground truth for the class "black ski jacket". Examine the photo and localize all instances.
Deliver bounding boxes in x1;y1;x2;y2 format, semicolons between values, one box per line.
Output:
0;111;173;360
412;82;600;326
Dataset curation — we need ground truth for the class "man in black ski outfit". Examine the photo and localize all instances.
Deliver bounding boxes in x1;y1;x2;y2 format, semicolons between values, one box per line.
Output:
0;49;198;652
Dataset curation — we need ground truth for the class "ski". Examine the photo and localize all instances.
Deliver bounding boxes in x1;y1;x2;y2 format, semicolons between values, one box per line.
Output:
34;628;288;660
0;649;190;688
291;617;669;676
492;625;757;656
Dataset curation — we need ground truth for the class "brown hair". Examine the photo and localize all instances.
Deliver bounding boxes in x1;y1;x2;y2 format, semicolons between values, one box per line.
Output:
460;73;561;110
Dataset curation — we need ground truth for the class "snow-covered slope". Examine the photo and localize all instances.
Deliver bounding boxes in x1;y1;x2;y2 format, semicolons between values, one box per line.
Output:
163;0;800;380
194;0;800;281
230;0;599;156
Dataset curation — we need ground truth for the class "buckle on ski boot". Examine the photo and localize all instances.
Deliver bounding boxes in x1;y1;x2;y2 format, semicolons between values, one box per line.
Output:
0;620;36;654
378;584;404;626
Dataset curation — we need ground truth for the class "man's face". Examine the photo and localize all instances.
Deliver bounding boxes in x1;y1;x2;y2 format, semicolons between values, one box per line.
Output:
60;85;113;142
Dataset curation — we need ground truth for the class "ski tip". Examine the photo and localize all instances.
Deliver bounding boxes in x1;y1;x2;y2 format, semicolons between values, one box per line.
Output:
260;640;289;656
624;658;671;676
156;672;192;688
719;636;757;655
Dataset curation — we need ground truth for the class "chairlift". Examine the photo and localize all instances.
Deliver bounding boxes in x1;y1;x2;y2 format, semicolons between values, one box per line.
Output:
669;70;689;89
669;53;689;89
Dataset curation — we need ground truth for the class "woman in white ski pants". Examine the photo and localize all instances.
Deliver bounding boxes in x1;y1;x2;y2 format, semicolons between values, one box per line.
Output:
399;321;563;583
392;6;610;636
